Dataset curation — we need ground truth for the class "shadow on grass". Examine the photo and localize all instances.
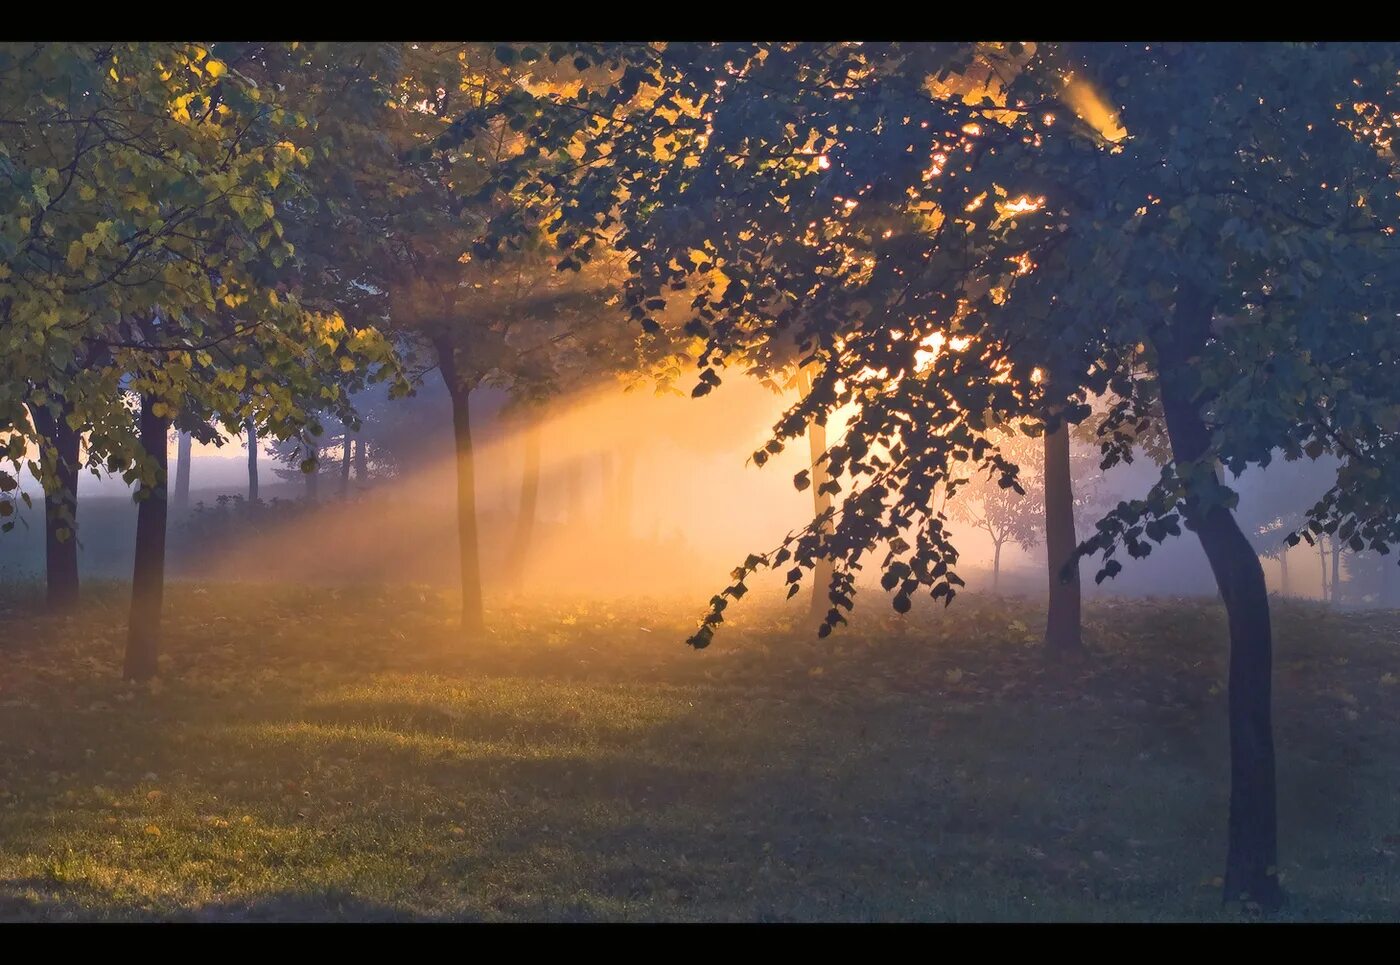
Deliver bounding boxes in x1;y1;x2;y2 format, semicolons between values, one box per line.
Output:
1;586;1398;920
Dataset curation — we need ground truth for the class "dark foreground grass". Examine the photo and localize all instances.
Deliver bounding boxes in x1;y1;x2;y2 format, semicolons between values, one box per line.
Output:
0;581;1396;921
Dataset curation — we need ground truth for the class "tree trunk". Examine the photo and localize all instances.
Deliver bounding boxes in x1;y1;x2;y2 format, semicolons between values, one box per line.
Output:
28;400;82;612
1043;420;1082;653
305;440;319;502
124;394;171;682
1330;541;1341;606
992;540;1003;594
174;430;192;513
795;366;834;618
506;417;542;584
1154;293;1281;911
354;433;368;481
340;435;353;499
436;338;485;637
246;418;259;503
1315;538;1328;601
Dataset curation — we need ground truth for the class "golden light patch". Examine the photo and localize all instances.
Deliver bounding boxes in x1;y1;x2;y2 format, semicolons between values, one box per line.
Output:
1062;74;1127;142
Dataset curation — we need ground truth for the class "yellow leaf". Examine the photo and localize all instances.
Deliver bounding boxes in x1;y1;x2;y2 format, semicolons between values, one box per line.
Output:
144;824;162;836
65;240;86;270
206;59;226;80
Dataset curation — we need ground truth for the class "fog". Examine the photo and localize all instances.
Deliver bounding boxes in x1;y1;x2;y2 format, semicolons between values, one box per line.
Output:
2;372;1386;613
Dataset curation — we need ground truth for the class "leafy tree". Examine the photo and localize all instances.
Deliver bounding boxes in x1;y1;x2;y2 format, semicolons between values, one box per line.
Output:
502;40;1400;909
0;43;399;675
324;42;657;637
947;424;1046;593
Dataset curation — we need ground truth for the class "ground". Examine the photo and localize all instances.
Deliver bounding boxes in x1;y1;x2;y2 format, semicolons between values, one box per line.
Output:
0;582;1396;921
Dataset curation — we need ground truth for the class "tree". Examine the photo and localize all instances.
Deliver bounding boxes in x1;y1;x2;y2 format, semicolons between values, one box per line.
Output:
1235;454;1340;599
506;41;1400;910
173;429;193;512
947;424;1045;593
245;418;260;503
0;43;401;675
331;43;664;637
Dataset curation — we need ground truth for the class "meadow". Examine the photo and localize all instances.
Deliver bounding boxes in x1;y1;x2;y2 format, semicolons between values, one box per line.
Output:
1;583;1395;921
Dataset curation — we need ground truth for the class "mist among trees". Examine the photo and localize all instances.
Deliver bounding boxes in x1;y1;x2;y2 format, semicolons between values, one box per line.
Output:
2;40;1399;922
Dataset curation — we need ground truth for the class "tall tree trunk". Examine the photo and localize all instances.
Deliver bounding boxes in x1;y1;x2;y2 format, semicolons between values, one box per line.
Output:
1317;538;1329;602
305;440;319;502
506;417;542;585
1154;292;1281;911
436;337;485;637
1330;541;1341;606
354;433;368;481
992;540;1003;594
173;430;192;513
1278;547;1290;598
1043;420;1082;653
340;435;353;499
28;400;82;612
795;366;834;618
246;418;259;503
124;394;171;682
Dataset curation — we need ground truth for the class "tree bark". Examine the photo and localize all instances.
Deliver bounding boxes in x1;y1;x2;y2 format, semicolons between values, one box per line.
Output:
28;400;82;612
1154;290;1281;910
992;540;1003;594
436;337;485;637
246;418;259;503
1043;420;1082;653
174;430;192;513
1330;541;1341;606
1278;548;1290;598
795;366;834;618
124;394;171;682
505;417;542;585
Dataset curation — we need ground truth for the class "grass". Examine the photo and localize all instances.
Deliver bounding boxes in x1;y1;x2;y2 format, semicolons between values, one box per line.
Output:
0;581;1397;921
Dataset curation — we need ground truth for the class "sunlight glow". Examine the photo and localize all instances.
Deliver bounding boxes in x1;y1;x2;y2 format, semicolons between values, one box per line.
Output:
1062;73;1128;143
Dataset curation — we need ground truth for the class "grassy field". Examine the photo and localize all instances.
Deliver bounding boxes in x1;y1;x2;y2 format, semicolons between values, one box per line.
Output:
0;581;1397;921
